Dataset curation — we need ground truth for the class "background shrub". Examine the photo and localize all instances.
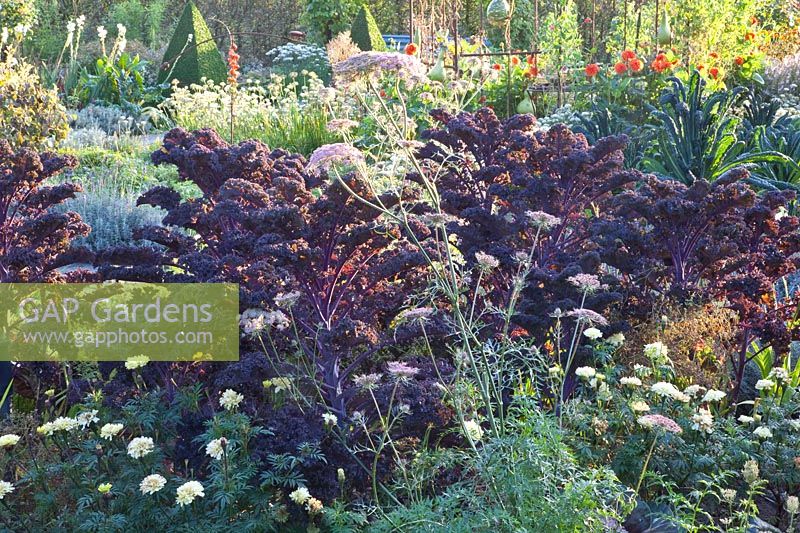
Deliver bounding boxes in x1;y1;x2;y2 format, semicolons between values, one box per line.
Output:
0;61;69;149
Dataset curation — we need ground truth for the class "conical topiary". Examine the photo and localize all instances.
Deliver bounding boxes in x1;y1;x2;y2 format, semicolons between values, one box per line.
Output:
157;0;227;86
350;5;386;52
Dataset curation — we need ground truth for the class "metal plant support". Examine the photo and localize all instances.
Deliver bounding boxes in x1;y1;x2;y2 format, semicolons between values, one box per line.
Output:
407;0;543;116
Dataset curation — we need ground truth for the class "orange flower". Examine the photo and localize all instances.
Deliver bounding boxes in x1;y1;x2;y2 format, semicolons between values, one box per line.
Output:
745;31;755;41
584;63;600;77
621;49;636;61
526;54;535;65
404;43;418;55
227;42;240;86
651;53;672;73
511;56;520;66
614;61;628;75
524;66;539;78
492;63;502;71
629;58;643;72
709;51;719;59
734;56;745;66
709;67;720;79
696;63;705;70
750;16;759;25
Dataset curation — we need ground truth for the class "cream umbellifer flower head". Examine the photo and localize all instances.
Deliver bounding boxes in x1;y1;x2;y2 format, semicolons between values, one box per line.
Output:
219;389;244;411
322;413;338;426
100;423;123;440
140;474;167;495
575;366;596;379
127;436;155;459
175;480;204;506
0;434;20;448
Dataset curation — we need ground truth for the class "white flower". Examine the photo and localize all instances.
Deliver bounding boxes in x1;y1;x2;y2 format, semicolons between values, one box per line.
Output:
66;21;76;34
620;376;642;387
644;342;669;364
127;436;155;459
743;459;759;484
769;367;789;382
38;417;79;435
0;481;13;500
116;24;127;38
630;401;650;412
125;356;149;369
219;389;244;411
386;361;420;379
176;480;204;506
1;28;8;46
607;332;625;346
76;15;86;28
205;437;227;460
100;423;123;440
583;327;603;340
738;415;754;424
575;366;596;379
322;413;338;426
755;379;775;392
684;384;703;397
13;24;29;36
76;410;99;429
650;382;690;402
274;290;302;309
140;474;167;495
463;420;483;442
701;389;726;403
788;495;799;515
691;408;714;434
97;26;107;40
474;251;500;272
753;426;773;439
290;487;311;505
0;434;20;447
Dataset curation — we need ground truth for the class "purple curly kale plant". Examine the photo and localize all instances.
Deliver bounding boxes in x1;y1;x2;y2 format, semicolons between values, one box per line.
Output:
0;140;92;282
609;168;800;400
410;108;641;340
100;128;435;417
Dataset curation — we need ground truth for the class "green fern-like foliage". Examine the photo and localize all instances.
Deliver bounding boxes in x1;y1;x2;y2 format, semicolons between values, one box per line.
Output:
157;0;226;86
350;5;386;52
